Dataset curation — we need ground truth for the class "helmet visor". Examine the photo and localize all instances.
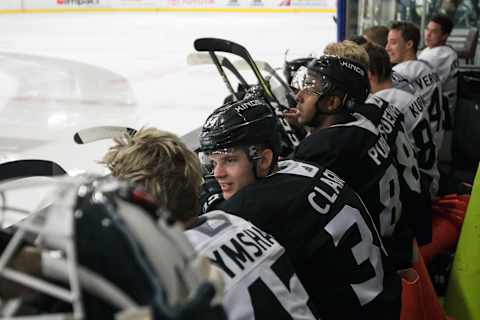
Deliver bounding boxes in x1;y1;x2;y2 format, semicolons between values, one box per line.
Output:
291;66;332;98
199;146;261;177
198;148;239;177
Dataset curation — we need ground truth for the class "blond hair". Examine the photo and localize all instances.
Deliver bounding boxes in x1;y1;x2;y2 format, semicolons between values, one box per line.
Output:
323;40;369;68
101;127;203;222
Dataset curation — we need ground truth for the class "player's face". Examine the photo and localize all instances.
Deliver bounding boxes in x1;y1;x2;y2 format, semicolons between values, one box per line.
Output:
295;87;324;125
425;21;447;48
386;29;408;64
209;149;256;200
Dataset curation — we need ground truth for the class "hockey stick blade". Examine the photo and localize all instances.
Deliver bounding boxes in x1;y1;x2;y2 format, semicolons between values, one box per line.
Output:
194;38;274;100
0;160;67;183
181;126;202;153
74;126;137;144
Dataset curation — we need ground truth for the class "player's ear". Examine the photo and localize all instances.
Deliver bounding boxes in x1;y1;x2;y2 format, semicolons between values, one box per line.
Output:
328;96;343;111
257;149;273;177
441;33;448;43
406;39;414;51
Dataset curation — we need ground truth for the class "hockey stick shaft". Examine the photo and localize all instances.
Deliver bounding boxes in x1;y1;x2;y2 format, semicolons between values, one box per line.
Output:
219;56;249;87
234;59;296;102
187;52;248;87
208;51;240;101
187;52;249;87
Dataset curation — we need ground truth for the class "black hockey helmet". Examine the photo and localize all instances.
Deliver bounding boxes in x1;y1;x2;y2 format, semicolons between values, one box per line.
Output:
283;57;315;87
199;97;281;170
295;55;370;109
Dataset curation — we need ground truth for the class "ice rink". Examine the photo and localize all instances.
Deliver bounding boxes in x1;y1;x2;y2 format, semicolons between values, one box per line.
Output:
0;11;336;172
0;11;336;224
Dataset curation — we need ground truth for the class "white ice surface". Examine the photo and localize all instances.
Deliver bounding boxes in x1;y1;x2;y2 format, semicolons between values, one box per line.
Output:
0;11;336;224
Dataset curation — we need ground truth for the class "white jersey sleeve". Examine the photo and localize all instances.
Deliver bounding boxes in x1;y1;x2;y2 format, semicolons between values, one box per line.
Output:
369;88;440;196
392;60;445;158
185;211;318;320
418;45;459;129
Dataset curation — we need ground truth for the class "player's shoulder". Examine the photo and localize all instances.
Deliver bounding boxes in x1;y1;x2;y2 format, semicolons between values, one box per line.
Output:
391;70;416;94
374;88;416;108
186;209;275;250
393;60;432;78
295;123;374;163
419;45;457;60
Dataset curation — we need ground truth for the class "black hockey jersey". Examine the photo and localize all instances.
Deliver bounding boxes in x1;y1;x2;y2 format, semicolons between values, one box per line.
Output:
216;160;401;320
294;102;431;261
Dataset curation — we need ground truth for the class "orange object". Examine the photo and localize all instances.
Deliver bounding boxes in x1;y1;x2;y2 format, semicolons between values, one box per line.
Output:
420;215;460;264
419;194;470;263
414;242;449;319
400;268;425;320
400;242;450;320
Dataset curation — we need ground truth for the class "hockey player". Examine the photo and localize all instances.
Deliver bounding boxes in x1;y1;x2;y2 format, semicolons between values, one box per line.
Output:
200;97;402;320
365;42;440;197
289;53;431;256
418;14;459;162
386;21;445;156
102;127;318;320
419;14;458;126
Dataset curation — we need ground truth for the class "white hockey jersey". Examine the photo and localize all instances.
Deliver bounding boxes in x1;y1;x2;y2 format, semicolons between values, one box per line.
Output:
368;88;440;196
185;211;318;320
418;45;459;129
392;60;445;156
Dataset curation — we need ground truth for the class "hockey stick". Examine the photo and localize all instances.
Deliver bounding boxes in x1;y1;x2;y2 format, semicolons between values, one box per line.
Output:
194;38;300;154
0;160;67;183
233;59;296;105
208;51;241;100
187;52;249;87
233;59;293;95
181;126;202;153
73;125;201;152
194;38;276;102
73;126;137;144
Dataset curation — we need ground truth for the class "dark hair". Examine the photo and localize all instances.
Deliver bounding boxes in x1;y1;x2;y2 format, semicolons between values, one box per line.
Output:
390;21;421;52
348;35;368;46
364;42;392;83
363;25;389;47
430;13;454;35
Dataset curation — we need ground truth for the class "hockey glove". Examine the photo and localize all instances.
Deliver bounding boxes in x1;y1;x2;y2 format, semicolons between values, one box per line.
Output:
199;177;224;214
